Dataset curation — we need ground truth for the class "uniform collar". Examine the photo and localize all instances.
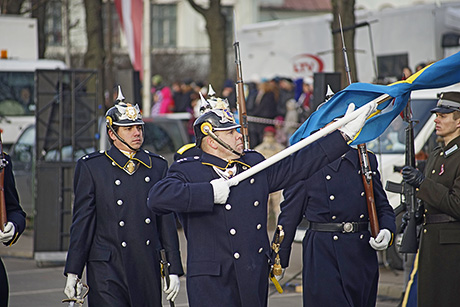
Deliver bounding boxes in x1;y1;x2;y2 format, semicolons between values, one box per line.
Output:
200;151;251;170
329;148;358;172
106;146;152;172
443;134;460;157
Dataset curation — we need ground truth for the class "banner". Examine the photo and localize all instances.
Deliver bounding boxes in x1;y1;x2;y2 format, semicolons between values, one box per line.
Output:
114;0;143;79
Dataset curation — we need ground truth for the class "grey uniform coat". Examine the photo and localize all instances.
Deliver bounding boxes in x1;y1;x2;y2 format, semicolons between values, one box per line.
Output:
416;134;460;307
64;146;183;307
148;131;350;307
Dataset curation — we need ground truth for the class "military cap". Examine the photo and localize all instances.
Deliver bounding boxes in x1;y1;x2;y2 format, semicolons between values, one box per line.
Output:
431;91;460;113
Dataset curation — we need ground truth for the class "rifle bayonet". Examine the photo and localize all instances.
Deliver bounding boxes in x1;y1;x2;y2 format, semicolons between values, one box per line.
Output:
233;10;250;150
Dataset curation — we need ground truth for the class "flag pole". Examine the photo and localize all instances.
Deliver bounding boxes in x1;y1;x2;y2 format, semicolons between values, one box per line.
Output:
227;95;389;186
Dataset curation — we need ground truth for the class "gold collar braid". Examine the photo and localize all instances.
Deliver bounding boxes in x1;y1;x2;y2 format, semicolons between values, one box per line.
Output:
202;159;251;171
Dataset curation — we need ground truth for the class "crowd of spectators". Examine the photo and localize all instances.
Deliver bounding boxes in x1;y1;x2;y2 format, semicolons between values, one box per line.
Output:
149;75;315;148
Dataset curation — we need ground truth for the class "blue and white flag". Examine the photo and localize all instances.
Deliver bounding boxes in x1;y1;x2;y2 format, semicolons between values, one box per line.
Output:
290;51;460;145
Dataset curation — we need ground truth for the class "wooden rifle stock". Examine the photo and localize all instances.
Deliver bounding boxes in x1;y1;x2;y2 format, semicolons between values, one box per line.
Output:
338;15;379;238
357;144;380;237
0;133;7;231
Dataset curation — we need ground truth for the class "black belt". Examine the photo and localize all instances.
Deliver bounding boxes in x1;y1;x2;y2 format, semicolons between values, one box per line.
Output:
309;221;369;233
424;213;459;224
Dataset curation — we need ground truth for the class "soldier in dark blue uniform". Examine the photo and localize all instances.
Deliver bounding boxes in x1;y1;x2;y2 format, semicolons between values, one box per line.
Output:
63;87;184;306
276;147;396;306
0;151;27;307
174;143;202;161
147;92;375;307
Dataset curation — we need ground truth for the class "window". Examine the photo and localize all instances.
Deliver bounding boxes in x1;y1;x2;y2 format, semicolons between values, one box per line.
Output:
45;1;62;46
151;4;177;48
0;72;35;116
377;53;408;81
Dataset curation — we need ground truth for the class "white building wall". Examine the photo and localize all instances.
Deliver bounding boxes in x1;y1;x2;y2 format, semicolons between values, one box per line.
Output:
356;0;459;11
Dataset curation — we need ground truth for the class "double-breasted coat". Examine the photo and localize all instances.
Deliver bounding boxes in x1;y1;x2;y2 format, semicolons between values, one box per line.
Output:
277;149;396;307
147;131;350;307
64;146;183;306
1;154;26;307
415;134;460;306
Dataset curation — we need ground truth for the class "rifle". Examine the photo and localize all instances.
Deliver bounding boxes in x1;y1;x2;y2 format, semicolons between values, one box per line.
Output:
233;11;250;149
338;15;379;237
160;248;175;307
388;101;419;254
357;145;380;237
0;132;8;231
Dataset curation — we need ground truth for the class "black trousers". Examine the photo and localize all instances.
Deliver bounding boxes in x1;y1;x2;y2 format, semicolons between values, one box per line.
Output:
0;258;8;307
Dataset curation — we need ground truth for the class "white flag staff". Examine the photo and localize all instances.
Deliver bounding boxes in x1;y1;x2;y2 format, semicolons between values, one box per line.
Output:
227;94;389;186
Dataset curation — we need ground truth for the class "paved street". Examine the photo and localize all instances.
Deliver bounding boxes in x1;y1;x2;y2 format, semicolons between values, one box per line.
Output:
1;229;404;306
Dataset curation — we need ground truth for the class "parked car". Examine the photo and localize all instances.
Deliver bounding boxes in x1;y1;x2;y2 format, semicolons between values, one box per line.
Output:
9;115;191;217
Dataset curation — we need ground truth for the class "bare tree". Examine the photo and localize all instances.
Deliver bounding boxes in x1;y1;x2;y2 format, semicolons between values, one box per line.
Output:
187;0;227;95
30;0;47;59
331;0;357;87
83;0;105;104
0;0;25;14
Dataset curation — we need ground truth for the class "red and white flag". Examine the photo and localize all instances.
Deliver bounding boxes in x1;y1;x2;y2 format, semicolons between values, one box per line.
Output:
114;0;143;80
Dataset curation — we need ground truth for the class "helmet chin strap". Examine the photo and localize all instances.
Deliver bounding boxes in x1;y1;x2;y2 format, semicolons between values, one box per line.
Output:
205;127;243;157
108;124;140;152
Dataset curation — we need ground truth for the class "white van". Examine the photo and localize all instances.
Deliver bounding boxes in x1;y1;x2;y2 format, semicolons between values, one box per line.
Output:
0;58;67;147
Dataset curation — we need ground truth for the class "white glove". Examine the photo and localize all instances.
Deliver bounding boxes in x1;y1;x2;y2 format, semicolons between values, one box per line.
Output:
339;103;376;140
211;178;237;204
0;222;15;243
369;229;392;251
64;273;83;299
272;267;285;282
163;274;180;302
